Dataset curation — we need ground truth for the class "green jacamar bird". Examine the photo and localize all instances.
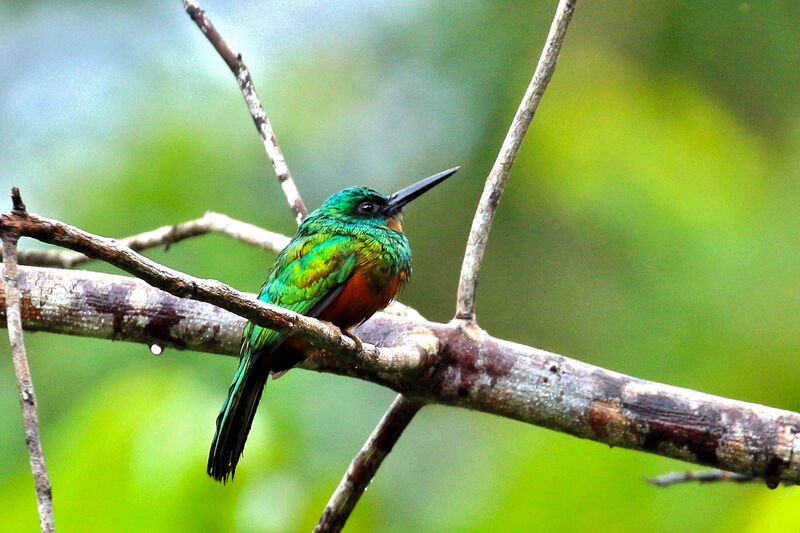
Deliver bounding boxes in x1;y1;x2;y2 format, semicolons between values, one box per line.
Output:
208;166;460;482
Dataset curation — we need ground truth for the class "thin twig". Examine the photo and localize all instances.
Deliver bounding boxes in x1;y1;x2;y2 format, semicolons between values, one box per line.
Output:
14;211;290;268
314;395;423;533
455;0;577;321
647;470;766;488
183;0;308;223
1;190;55;533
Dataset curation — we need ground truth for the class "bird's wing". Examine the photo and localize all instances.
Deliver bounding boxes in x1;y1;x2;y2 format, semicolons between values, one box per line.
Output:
241;233;358;359
209;234;357;481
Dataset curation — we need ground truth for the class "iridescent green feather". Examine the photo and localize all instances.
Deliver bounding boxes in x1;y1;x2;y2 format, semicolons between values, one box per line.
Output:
209;234;359;480
208;187;413;482
245;233;359;355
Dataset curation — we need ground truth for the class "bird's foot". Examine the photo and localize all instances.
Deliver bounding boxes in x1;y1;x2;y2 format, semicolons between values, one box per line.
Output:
343;330;363;353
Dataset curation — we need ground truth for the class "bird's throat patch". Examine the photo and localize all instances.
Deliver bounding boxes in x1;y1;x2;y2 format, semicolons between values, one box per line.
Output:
386;214;403;231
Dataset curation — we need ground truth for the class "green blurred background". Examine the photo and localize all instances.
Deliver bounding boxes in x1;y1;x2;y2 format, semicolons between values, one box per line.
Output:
2;1;800;531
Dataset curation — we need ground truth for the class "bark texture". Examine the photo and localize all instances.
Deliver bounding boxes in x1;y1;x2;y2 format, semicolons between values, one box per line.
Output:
2;222;55;532
3;266;799;486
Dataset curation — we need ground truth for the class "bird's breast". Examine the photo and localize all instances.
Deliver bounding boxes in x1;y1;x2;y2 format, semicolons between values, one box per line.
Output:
317;268;408;331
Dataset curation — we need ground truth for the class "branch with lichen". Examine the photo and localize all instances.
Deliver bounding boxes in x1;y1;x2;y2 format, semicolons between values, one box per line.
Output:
4;263;800;487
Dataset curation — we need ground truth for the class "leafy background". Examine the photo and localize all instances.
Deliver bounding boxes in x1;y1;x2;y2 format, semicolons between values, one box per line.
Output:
2;1;800;531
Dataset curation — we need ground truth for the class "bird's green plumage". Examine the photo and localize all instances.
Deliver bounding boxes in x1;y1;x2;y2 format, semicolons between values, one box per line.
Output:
208;187;413;482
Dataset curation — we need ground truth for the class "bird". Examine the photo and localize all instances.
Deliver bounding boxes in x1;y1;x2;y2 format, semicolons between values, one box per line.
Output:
208;166;460;482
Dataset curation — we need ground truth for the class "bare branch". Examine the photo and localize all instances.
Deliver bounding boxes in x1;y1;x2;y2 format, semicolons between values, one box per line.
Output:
1;265;242;354
0;266;425;359
455;0;577;321
15;211;290;268
0;204;433;375
183;0;308;223
1;201;55;532
314;395;423;533
5;265;800;486
647;470;764;488
13;212;420;332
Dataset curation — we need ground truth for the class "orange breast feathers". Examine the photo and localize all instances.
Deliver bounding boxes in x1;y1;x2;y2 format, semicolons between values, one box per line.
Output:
386;214;403;231
318;270;408;331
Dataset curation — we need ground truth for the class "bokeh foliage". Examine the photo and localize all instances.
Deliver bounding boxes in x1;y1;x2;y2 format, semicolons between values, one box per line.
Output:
2;1;800;531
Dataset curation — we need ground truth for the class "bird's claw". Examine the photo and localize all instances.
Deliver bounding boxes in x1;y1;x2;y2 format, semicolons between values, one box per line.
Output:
343;330;363;353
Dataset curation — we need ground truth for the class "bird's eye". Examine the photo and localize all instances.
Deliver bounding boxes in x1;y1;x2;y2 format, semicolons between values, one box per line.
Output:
357;201;376;215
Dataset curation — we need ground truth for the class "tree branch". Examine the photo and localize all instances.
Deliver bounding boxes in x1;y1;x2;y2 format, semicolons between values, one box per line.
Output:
0;203;433;375
314;394;423;533
4;265;800;486
1;194;55;533
455;0;577;321
647;470;763;488
183;0;308;223
14;211;290;268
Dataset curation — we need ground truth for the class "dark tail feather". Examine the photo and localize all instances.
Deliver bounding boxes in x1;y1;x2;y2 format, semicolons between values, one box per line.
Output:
208;354;269;482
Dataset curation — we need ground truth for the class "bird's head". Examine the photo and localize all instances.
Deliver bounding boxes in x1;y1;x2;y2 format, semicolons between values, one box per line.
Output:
312;166;460;231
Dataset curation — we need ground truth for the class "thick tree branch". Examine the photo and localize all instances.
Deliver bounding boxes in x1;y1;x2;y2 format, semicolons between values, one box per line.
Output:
4;265;800;486
183;0;308;223
14;211;290;268
1;195;55;533
455;0;576;321
314;394;423;533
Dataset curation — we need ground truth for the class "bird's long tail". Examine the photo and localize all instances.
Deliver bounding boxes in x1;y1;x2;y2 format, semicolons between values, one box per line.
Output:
207;352;269;482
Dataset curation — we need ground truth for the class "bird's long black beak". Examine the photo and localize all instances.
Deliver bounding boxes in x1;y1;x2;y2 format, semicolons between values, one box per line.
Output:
385;166;460;213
